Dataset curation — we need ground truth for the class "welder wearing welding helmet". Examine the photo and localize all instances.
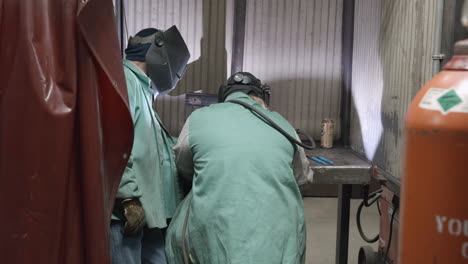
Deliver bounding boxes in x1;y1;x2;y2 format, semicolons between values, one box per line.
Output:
165;72;314;264
110;26;190;264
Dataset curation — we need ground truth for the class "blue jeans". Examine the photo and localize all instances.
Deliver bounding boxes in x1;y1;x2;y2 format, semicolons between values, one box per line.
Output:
110;221;167;264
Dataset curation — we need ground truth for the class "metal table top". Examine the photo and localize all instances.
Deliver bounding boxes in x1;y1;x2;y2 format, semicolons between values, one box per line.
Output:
305;147;371;185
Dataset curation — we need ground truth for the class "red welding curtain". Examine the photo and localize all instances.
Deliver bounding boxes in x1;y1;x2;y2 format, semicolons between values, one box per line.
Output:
0;0;133;263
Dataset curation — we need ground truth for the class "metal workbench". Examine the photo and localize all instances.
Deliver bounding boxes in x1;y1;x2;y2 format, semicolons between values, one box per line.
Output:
304;147;372;264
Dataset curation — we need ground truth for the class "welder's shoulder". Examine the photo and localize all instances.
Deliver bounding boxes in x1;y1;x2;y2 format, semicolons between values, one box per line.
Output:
268;110;296;132
189;102;232;119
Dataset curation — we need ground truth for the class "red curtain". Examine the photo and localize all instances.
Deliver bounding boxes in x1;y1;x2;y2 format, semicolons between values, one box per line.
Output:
0;0;133;263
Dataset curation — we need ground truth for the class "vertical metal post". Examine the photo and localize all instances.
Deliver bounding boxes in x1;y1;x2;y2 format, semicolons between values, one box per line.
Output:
231;0;247;75
115;0;125;57
432;0;445;75
441;0;467;68
336;184;352;264
340;0;355;146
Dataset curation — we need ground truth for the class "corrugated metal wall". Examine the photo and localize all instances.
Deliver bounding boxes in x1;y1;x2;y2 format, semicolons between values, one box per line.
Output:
242;0;343;139
123;0;228;134
123;0;344;137
351;0;438;179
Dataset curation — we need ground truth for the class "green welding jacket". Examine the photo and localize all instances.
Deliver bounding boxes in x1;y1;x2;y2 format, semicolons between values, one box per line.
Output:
111;60;184;228
165;92;314;264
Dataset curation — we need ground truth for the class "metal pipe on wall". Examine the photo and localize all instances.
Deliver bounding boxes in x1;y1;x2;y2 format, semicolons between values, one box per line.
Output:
340;0;355;147
432;0;445;75
441;0;467;68
336;4;356;264
114;0;125;56
231;0;247;75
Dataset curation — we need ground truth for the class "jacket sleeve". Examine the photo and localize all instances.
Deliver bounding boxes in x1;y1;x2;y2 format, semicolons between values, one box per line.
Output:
292;132;314;186
116;70;143;199
116;154;142;198
173;118;194;180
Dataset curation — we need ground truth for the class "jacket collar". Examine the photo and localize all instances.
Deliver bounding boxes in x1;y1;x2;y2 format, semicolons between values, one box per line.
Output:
123;60;152;93
225;92;264;109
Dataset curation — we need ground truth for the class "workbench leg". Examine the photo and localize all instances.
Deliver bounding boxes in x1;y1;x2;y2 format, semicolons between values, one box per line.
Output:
336;184;352;264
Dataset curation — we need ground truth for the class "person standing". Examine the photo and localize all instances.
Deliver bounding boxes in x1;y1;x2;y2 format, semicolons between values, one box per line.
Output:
111;26;190;264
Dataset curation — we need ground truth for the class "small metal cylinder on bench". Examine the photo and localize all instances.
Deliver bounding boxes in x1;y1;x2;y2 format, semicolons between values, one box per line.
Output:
320;119;334;148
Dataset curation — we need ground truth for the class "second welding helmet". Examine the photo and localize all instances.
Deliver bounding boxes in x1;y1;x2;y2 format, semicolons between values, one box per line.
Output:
128;25;190;94
218;72;271;105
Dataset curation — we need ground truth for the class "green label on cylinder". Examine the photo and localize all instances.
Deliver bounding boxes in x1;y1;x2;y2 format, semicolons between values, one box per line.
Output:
437;90;463;112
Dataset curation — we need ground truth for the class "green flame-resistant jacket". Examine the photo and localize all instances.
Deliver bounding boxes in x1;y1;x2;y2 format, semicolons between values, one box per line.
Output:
165;92;314;264
112;60;184;228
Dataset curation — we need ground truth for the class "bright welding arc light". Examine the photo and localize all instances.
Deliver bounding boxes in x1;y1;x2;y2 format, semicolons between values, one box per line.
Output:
350;0;384;160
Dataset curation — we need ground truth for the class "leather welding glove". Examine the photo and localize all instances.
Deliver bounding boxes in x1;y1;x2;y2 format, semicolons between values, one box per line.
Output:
121;198;146;236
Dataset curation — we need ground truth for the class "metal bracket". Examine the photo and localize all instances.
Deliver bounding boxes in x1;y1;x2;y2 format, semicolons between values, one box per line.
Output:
432;53;446;60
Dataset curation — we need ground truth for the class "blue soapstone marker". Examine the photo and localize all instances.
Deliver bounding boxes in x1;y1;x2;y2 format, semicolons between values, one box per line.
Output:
318;157;334;165
310;157;327;165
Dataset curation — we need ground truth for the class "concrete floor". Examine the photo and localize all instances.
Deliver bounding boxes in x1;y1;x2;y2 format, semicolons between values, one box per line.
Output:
303;197;380;264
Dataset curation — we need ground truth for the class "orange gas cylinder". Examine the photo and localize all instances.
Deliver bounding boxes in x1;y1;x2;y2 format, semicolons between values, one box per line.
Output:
399;40;468;263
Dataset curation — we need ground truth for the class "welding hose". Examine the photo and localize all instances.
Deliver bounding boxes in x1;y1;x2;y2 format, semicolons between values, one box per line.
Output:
356;189;382;243
295;128;317;149
384;206;398;259
384;197;399;260
228;100;316;149
363;185;383;207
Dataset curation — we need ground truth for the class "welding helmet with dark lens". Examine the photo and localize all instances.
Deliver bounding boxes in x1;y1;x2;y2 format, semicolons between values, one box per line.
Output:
218;72;271;105
128;25;190;94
